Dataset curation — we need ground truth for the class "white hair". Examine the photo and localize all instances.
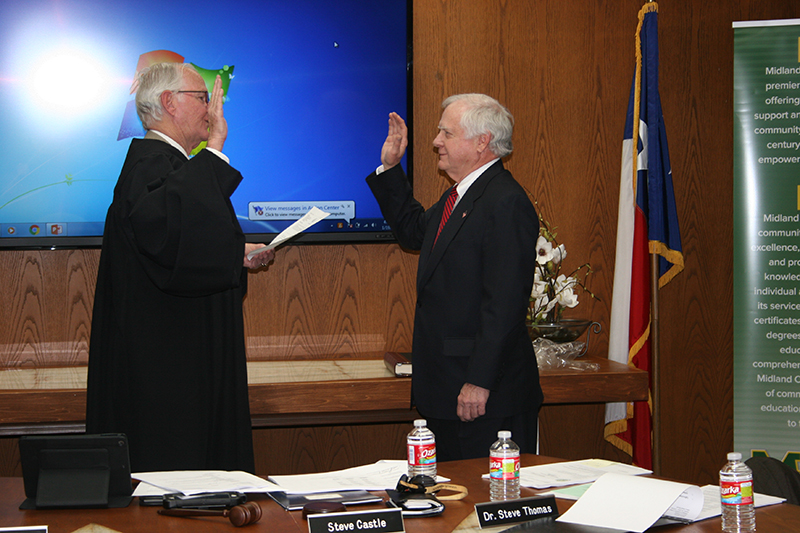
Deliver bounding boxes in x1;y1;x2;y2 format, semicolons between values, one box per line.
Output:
442;93;514;157
135;63;198;129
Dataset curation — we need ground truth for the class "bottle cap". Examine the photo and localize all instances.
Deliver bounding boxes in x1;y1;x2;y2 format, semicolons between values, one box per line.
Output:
498;430;511;439
727;452;742;461
414;419;427;427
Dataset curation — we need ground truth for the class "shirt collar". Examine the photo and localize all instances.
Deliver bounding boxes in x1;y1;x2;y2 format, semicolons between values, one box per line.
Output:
147;130;189;159
455;158;499;200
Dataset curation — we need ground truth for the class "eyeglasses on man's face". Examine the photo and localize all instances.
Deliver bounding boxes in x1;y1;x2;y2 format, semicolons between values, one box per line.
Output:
176;90;209;104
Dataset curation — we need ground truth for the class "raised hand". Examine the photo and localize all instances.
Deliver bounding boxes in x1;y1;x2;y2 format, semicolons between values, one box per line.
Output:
380;112;408;170
206;75;227;151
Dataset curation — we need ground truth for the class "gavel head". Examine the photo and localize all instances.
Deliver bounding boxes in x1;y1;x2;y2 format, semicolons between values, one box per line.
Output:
228;501;262;527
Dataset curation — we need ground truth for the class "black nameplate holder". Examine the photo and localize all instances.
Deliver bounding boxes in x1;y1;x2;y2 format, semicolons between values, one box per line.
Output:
307;507;404;533
475;495;559;529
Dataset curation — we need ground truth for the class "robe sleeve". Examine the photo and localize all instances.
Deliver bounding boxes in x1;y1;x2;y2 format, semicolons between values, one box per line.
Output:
127;149;246;297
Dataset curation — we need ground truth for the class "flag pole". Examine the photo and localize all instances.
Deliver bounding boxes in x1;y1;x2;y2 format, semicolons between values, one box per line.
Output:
650;253;661;476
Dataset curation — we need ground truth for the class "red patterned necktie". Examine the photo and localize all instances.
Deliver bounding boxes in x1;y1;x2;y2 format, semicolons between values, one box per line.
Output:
434;186;459;246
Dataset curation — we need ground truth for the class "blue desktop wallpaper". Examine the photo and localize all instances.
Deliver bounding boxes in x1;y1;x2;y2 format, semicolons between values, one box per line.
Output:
0;0;408;244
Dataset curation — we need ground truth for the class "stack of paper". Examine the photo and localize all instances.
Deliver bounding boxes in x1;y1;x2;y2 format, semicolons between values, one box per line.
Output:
557;473;703;532
132;470;281;496
268;460;448;494
131;460;441;503
519;459;651;489
555;473;786;532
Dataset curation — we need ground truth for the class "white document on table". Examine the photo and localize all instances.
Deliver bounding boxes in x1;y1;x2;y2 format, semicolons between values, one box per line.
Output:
268;460;448;494
246;206;330;258
544;479;787;523
515;458;651;489
132;470;281;496
556;472;704;532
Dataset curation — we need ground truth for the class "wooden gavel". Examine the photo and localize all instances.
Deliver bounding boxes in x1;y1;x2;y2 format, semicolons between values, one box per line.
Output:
158;501;263;527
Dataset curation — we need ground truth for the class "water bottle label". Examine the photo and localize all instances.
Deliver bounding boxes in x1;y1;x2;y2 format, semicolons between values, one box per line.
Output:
489;457;520;480
408;442;436;466
720;479;754;506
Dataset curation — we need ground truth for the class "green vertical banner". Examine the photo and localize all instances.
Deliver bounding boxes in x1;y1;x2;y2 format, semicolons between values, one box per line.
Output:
733;19;800;468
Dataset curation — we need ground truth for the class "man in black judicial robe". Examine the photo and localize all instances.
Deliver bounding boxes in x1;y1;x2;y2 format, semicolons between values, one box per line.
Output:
86;63;273;472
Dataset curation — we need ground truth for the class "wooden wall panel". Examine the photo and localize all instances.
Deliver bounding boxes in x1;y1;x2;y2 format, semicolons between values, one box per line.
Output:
0;250;98;368
655;0;735;487
3;0;800;484
242;244;417;360
0;245;417;367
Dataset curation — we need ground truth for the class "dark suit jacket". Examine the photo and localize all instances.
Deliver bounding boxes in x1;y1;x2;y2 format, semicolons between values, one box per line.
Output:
367;160;543;420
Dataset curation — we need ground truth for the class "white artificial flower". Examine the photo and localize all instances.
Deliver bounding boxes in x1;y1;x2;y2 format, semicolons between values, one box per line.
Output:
552;244;567;265
531;294;558;321
554;274;579;308
530;271;548;299
531;295;550;318
536;236;554;265
555;274;576;290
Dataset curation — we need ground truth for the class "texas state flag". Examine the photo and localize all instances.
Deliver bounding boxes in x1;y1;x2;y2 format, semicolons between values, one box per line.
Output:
604;2;684;470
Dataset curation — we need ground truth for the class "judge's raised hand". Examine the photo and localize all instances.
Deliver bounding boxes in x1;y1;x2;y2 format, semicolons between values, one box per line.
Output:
206;75;228;152
380;112;408;170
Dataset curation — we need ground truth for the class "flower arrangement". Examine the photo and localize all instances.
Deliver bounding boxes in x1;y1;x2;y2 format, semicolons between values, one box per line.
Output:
529;213;596;325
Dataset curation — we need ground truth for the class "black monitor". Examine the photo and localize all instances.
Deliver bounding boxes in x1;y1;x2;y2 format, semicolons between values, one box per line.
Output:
19;434;133;509
0;0;411;249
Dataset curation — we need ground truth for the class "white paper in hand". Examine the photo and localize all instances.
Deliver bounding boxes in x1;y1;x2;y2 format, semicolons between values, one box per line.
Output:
246;206;331;259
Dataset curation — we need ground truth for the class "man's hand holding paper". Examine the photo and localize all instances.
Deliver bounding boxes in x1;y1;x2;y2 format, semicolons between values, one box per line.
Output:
246;207;331;260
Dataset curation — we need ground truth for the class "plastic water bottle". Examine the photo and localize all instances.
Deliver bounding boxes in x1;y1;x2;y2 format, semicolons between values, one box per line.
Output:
489;430;520;501
407;419;436;478
720;452;756;532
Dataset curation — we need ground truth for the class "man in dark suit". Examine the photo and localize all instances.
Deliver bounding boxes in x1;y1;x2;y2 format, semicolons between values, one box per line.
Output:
367;94;543;460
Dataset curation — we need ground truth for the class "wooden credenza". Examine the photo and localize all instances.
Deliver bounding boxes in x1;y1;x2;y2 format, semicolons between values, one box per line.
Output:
0;353;647;435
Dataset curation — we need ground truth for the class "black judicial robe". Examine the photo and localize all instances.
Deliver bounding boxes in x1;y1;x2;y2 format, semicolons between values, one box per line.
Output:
86;136;254;472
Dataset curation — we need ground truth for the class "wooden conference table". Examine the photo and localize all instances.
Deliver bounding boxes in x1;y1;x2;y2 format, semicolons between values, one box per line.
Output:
1;454;798;532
